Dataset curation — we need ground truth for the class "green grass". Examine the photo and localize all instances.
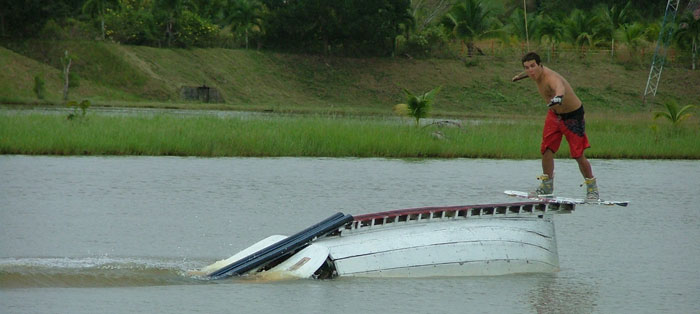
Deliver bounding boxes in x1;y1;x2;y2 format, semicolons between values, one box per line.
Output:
2;41;699;158
589;117;700;159
2;112;698;159
3;41;699;118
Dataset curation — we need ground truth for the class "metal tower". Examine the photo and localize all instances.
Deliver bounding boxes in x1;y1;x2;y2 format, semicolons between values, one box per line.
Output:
643;0;681;103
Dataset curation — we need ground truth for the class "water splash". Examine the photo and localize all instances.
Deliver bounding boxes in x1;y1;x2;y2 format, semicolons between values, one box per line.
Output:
0;256;209;288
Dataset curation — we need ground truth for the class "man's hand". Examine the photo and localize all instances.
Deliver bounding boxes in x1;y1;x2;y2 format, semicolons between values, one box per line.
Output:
548;95;563;107
512;72;528;82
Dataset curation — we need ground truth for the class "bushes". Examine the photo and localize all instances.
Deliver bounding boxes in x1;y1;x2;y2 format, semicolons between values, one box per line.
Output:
105;9;223;48
402;25;451;58
38;18;97;41
105;8;159;46
172;11;221;48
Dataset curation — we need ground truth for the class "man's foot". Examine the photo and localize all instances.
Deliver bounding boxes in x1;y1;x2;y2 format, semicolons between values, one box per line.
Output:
530;174;553;197
584;177;599;201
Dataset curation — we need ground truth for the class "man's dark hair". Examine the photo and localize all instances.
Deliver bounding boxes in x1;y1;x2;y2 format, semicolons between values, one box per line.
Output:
522;52;541;65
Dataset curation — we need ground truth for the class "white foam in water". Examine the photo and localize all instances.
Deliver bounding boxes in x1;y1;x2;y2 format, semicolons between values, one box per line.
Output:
0;256;209;288
0;256;198;270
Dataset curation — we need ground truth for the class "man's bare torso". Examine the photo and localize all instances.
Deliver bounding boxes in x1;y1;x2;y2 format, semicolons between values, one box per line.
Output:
536;67;582;114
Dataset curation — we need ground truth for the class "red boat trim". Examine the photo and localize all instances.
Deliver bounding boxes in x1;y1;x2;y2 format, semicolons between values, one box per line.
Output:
347;201;572;230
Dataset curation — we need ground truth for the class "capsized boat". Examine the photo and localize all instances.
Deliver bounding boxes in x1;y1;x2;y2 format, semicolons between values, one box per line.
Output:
192;200;574;279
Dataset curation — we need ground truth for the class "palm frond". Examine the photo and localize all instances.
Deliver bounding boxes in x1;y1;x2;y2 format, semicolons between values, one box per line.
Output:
654;100;696;126
676;105;697;123
402;86;441;126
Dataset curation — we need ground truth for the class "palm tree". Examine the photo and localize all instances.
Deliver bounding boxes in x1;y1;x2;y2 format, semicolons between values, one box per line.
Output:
442;0;499;56
226;0;264;50
82;0;120;40
654;100;696;127
615;22;648;61
674;12;700;70
563;9;605;49
411;0;453;33
395;6;416;56
155;0;197;47
535;13;565;62
196;0;229;25
595;1;634;57
506;8;536;44
402;86;441;126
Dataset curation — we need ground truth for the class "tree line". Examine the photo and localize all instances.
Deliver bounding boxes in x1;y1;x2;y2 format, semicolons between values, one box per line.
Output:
2;0;699;66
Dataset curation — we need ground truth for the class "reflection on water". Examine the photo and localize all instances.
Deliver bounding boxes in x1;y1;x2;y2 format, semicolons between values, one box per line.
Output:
529;273;597;314
1;156;699;314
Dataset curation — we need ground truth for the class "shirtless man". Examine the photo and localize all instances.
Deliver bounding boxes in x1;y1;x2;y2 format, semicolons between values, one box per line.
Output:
512;52;599;200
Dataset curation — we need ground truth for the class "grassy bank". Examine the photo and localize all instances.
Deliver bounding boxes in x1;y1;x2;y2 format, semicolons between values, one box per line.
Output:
2;41;699;118
2;41;698;159
2;112;698;159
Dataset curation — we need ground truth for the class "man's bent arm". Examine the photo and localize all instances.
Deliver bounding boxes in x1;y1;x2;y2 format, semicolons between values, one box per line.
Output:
512;71;528;82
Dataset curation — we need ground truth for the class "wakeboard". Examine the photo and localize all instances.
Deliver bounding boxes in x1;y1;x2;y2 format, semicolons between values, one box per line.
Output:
504;190;629;207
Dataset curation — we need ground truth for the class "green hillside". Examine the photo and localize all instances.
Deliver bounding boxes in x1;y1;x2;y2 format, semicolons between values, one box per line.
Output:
2;41;699;117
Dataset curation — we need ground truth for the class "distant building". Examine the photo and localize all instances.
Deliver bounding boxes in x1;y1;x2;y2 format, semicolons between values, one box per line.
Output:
180;84;224;103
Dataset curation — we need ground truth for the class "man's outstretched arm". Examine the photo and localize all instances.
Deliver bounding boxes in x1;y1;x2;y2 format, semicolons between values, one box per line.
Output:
511;71;528;82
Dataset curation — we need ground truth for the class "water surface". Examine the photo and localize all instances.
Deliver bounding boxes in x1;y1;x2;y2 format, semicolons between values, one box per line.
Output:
1;156;698;313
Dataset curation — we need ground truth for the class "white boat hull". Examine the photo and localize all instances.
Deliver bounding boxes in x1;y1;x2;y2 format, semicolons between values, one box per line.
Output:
196;201;571;279
317;216;559;277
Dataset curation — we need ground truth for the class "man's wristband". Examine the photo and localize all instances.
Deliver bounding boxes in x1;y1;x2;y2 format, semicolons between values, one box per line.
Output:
548;95;563;107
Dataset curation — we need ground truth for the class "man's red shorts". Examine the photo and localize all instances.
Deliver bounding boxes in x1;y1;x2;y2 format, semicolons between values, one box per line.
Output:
541;106;590;158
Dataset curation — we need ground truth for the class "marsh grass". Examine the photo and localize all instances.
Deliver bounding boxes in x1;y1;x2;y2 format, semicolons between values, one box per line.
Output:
589;117;700;159
2;113;698;158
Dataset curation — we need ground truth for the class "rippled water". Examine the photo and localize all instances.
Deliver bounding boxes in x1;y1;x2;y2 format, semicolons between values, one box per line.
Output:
1;156;698;313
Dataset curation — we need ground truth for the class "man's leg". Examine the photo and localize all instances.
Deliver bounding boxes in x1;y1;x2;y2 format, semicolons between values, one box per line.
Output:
537;111;560;196
542;149;555;178
531;149;556;196
575;155;593;178
575;155;599;199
